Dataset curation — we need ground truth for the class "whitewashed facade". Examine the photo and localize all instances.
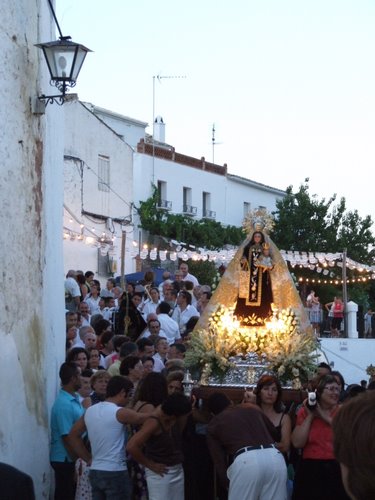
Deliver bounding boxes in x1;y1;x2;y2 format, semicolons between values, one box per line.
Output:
83;103;147;149
226;174;285;227
133;142;228;223
133;133;285;244
0;1;65;497
63;98;135;279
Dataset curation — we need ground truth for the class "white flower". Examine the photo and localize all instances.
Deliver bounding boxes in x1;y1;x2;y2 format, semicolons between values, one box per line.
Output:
292;367;300;377
278;365;285;376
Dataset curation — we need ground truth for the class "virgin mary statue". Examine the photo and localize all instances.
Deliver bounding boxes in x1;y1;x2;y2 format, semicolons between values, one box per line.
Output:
196;209;311;333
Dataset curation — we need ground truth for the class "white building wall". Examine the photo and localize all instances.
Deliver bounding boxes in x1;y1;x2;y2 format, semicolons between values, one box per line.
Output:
0;1;64;497
226;174;285;227
134;153;227;221
84;103;148;149
133;151;285;240
64;99;135;279
320;339;374;386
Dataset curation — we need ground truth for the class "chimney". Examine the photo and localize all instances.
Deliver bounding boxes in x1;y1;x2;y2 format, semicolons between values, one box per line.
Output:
154;115;165;143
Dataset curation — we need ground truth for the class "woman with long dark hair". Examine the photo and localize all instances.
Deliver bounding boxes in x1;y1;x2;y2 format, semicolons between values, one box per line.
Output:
128;373;168;500
255;374;291;455
127;393;192;500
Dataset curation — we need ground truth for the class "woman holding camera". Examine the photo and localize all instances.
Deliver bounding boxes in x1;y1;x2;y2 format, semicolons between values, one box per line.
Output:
291;375;349;499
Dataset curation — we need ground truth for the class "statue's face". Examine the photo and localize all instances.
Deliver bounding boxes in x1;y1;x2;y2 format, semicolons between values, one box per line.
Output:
253;232;263;243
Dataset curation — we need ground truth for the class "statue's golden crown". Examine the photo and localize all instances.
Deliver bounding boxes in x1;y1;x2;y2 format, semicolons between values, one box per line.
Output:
242;208;275;235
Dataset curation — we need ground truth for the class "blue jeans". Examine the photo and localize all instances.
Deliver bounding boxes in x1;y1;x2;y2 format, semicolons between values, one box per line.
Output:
89;469;131;500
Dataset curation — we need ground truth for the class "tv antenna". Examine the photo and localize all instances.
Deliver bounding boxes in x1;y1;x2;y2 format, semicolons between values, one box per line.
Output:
211;123;223;164
152;73;187;128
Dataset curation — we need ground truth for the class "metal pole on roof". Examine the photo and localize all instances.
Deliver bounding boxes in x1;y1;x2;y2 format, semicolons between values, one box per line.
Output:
152;75;155;184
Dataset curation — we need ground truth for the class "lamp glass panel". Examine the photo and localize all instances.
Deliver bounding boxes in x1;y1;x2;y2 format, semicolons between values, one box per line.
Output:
71;48;88;81
44;46;77;80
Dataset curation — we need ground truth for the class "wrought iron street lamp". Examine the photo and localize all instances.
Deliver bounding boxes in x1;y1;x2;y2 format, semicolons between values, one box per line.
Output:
36;36;91;105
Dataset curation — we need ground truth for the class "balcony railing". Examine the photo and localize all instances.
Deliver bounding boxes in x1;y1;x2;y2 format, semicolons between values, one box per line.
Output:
182;204;197;216
202;209;216;219
157;199;172;210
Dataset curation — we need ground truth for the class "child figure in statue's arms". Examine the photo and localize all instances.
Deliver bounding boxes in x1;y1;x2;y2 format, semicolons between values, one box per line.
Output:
254;243;273;271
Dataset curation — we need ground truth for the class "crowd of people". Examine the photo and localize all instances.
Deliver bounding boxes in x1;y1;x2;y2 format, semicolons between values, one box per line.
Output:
55;266;375;500
306;289;375;339
306;291;346;338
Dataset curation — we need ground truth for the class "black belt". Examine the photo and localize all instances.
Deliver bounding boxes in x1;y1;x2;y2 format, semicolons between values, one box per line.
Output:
233;444;276;461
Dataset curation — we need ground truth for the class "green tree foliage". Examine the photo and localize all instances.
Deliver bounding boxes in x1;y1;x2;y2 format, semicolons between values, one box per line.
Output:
187;260;218;287
272;179;375;262
273;180;375;310
136;184;244;249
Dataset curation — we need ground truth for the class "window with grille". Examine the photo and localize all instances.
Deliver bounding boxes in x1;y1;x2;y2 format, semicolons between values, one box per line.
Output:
98;155;110;192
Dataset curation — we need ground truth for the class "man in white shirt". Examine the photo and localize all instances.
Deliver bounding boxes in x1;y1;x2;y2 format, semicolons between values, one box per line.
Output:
79;302;91;327
99;296;116;322
64;270;81;312
179;263;199;287
72;325;95;348
139;318;167;341
172;290;200;335
83;331;97;351
67;376;149;500
105;278;116;297
152;337;170;373
158;272;172;299
157;302;181;345
164;287;178;314
84;284;101;315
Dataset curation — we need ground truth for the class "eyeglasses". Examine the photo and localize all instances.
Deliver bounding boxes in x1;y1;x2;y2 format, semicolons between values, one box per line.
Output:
323;386;340;393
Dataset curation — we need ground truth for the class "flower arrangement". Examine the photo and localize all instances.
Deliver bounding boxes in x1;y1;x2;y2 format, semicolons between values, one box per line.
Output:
184;306;237;380
262;310;319;386
185;304;318;386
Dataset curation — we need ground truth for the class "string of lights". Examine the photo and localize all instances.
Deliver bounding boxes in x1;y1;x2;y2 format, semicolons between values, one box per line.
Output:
62;217;375;284
296;276;375;286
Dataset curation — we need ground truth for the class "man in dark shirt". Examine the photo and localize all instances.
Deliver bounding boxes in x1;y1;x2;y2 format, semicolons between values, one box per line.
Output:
207;392;287;500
